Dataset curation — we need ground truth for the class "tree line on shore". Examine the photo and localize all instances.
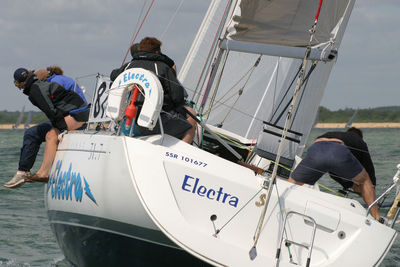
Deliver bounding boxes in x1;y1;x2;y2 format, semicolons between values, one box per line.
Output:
318;106;400;123
0;110;47;124
1;106;400;124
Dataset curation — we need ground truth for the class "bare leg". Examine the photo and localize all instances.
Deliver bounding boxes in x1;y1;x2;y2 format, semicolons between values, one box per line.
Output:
64;115;84;130
288;177;305;186
34;116;83;177
35;128;59;177
352;168;380;219
182;106;197;144
351;183;362;196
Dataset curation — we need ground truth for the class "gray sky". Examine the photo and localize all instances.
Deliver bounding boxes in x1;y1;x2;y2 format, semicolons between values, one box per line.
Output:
1;0;399;112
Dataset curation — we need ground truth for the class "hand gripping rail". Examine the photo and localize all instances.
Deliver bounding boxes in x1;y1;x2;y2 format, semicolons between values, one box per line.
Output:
367;163;400;227
106;68;164;130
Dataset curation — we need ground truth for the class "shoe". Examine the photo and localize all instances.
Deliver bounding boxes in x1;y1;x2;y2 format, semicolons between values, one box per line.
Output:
29;173;49;184
4;172;32;188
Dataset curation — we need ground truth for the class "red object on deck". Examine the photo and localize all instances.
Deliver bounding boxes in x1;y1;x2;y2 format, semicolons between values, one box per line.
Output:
125;87;139;127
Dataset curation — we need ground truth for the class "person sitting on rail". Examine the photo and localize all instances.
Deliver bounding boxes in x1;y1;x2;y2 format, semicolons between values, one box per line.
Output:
11;68;89;184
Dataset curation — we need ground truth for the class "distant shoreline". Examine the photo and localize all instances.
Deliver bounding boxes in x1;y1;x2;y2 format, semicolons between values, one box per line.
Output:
315;122;400;128
0;124;37;129
1;122;400;130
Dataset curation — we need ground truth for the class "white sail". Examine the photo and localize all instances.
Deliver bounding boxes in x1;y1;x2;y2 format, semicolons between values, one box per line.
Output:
180;0;354;167
24;111;32;130
227;0;349;47
179;0;237;103
13;106;25;129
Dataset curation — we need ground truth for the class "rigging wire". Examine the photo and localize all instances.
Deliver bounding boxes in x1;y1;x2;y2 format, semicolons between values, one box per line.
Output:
190;0;234;102
219;61;258;125
250;0;326;257
160;0;186;40
202;56;261;116
270;64;302;121
215;188;264;234
273;62;318;125
143;69;375;158
133;1;148;44
105;75;376;194
121;0;155;66
274;183;295;261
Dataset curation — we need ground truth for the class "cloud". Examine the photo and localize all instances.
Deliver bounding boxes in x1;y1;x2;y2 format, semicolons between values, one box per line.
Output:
322;1;400;110
0;0;210;111
1;0;398;112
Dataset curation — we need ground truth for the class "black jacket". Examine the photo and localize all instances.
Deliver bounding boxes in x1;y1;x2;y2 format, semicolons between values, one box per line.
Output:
23;74;87;131
110;51;184;112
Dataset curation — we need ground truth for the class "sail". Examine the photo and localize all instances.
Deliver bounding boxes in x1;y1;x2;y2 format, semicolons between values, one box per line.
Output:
345;109;358;129
13;106;25;129
178;0;236;103
227;0;349;47
180;0;355;167
24;111;32;129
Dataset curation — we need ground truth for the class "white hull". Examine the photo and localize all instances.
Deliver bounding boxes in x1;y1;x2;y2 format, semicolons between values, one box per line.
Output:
46;132;397;266
45;132;205;266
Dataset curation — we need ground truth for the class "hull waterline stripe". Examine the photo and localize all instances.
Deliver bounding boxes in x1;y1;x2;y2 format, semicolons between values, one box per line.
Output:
47;210;177;248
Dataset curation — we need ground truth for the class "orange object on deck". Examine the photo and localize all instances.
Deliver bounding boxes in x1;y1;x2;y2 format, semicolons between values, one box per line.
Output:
125;87;139;127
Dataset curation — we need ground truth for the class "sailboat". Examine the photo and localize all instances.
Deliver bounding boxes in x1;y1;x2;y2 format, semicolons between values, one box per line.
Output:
345;108;358;129
12;106;25;129
45;1;400;266
24;111;32;130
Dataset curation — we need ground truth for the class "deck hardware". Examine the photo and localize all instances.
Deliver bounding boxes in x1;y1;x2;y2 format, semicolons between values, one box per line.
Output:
338;231;346;239
210;214;220;237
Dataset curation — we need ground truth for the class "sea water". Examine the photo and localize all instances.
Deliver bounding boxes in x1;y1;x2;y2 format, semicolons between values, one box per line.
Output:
0;128;399;266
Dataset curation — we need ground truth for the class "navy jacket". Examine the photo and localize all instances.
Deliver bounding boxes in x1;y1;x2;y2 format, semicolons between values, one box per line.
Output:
110;51;184;112
23;74;87;131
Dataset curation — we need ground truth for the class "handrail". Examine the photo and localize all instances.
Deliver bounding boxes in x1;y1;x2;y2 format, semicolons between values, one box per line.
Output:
366;183;397;217
366;164;400;228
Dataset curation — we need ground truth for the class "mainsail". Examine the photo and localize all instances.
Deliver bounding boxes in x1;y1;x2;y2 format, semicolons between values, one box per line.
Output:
180;0;355;167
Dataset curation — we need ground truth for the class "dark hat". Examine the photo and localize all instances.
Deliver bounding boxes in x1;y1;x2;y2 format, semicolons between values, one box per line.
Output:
14;68;28;83
130;43;139;57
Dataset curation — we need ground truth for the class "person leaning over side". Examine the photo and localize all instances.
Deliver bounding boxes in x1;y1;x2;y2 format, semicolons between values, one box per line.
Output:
110;37;196;144
288;127;382;222
9;68;89;185
4;66;87;188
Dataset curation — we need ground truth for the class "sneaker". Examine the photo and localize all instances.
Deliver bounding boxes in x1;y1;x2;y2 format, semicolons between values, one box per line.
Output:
4;172;32;188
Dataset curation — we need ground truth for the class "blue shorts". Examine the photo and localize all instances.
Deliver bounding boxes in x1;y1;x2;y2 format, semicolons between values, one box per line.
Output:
291;141;363;186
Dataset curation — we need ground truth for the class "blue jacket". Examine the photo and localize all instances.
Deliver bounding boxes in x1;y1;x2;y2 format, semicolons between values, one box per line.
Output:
48;74;87;103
